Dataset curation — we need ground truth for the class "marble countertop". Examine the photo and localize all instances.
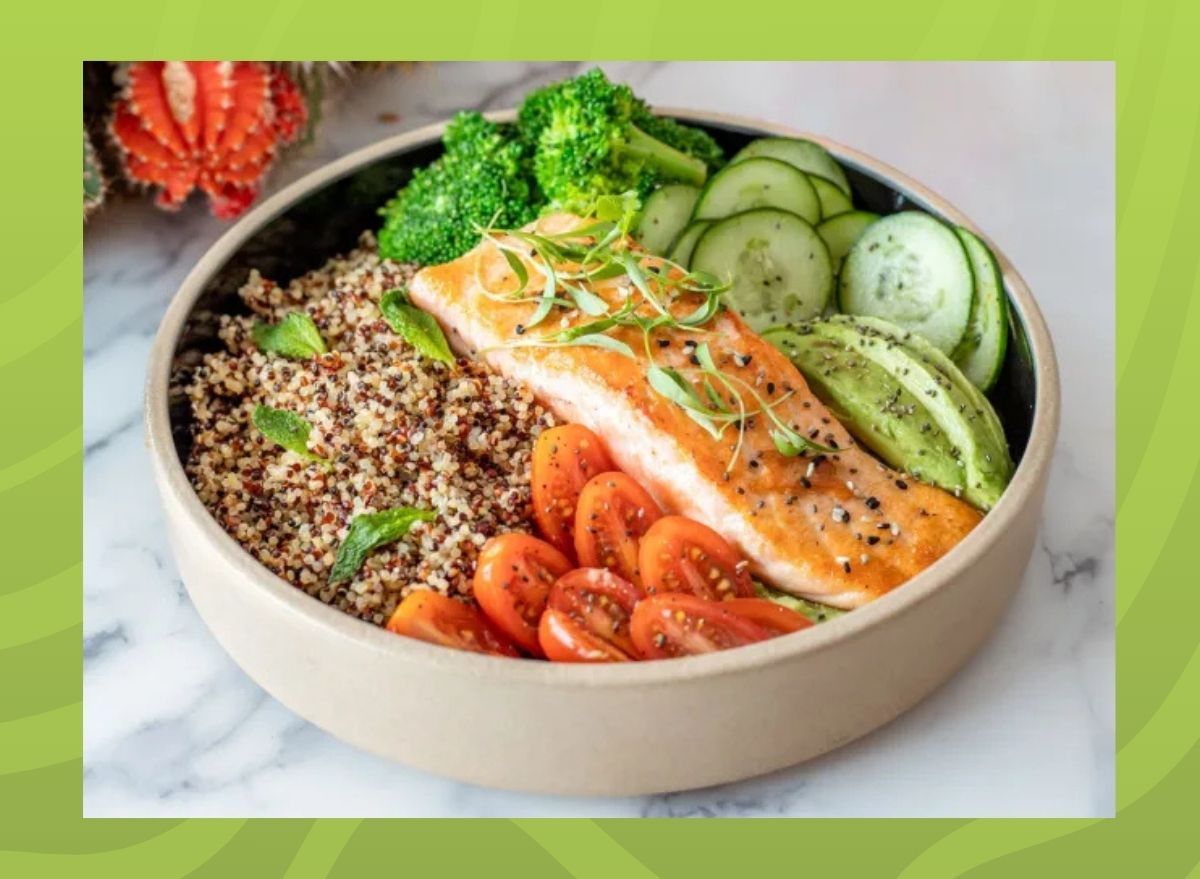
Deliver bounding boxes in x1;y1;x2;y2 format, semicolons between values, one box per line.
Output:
83;61;1114;817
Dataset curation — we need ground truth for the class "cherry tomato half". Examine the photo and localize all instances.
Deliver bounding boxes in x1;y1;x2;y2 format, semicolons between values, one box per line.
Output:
386;591;520;657
574;472;662;587
630;593;771;659
531;425;614;558
637;515;755;600
546;567;644;659
538;608;632;663
473;533;572;656
723;598;813;635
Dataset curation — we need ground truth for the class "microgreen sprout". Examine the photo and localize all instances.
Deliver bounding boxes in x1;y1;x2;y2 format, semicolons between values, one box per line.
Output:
477;196;831;470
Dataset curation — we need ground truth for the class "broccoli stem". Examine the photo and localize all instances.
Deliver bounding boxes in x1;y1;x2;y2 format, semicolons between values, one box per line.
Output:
619;125;708;187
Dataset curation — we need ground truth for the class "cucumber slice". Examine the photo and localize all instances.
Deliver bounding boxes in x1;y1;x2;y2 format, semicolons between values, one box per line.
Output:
838;211;974;354
667;220;712;268
951;227;1009;391
693;158;820;224
809;174;852;219
634;184;700;256
690;208;832;332
816;210;879;275
732;137;852;196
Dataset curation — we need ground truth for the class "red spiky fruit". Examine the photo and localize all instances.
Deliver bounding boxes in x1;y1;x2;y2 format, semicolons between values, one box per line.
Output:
109;61;308;219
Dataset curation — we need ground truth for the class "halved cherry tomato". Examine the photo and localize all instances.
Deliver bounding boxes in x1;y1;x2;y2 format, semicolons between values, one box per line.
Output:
637;516;755;600
538;608;632;663
630;593;771;659
574;472;662;587
723;598;813;635
546;567;644;658
473;533;572;656
531;425;614;558
386;591;520;656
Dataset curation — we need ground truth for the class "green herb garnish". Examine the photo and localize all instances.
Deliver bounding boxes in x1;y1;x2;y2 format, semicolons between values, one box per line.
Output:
252;405;330;466
252;312;327;359
754;581;846;624
329;507;437;584
379;288;455;364
479;201;831;472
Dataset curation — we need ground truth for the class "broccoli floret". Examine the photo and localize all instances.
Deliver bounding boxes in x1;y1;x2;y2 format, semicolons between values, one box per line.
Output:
632;110;725;173
520;70;724;174
378;112;540;265
516;79;559;149
522;68;711;211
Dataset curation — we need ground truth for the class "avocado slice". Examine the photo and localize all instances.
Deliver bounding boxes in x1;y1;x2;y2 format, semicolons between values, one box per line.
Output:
753;581;846;624
766;315;1013;511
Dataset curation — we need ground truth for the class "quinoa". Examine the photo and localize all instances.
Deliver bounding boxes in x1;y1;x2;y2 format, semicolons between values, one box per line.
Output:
178;232;555;625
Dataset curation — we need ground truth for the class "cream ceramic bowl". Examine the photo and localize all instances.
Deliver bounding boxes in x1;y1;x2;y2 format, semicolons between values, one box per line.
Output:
146;110;1059;796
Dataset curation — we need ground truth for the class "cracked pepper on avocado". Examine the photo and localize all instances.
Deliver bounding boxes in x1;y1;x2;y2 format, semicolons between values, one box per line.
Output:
179;69;1014;661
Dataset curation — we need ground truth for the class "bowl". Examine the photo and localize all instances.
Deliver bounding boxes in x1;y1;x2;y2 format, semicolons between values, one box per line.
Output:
145;110;1060;796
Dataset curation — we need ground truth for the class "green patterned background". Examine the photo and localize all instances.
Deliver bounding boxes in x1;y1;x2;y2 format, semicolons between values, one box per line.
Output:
2;0;1192;874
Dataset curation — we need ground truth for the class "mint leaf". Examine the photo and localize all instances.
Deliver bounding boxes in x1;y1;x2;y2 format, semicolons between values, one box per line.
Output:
252;405;329;466
329;507;438;584
252;312;327;359
379;289;454;364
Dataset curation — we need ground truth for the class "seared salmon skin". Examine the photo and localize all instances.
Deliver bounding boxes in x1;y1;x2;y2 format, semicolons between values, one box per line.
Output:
407;214;981;608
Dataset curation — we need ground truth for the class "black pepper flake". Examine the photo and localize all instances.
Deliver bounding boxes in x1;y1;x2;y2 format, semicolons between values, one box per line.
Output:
656;338;670;348
515;324;526;335
749;459;760;469
895;479;908;490
865;496;880;510
867;535;880;545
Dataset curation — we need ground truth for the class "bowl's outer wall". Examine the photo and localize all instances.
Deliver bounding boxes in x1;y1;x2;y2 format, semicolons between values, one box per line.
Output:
146;111;1060;795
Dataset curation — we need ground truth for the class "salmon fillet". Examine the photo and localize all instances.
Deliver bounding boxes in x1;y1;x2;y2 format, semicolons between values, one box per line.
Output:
408;214;981;608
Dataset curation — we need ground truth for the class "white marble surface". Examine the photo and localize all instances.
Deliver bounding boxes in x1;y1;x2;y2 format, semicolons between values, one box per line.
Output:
83;62;1114;817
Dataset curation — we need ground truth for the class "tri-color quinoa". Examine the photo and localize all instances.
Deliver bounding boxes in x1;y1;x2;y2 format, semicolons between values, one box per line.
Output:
177;232;555;624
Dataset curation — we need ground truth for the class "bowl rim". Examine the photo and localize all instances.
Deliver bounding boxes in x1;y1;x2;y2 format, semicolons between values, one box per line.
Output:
144;107;1061;686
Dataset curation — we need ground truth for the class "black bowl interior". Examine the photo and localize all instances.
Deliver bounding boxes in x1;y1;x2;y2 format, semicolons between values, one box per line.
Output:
171;121;1036;467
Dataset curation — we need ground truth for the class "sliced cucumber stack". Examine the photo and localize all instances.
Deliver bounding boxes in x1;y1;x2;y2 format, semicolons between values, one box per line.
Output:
667;220;712;268
634;184;699;256
809;175;852;219
817;210;879;275
951;228;1009;391
731;137;852;196
693;158;820;225
838;211;975;354
691;208;833;332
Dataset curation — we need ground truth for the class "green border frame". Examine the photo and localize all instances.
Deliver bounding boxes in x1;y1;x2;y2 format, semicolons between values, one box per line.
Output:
1;0;1187;874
